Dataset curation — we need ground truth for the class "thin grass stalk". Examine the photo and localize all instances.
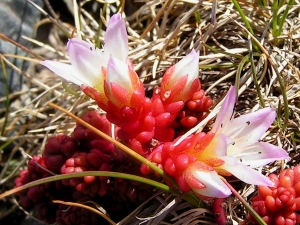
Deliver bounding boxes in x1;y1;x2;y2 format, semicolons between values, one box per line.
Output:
62;81;80;97
276;99;283;128
248;40;266;107
0;171;199;207
272;0;279;37
291;130;300;142
256;0;267;7
73;0;82;39
0;33;44;60
231;0;260;53
199;64;237;69
139;0;172;40
272;66;289;130
26;0;71;38
235;54;250;90
0;172;171;199
96;7;106;48
277;0;295;37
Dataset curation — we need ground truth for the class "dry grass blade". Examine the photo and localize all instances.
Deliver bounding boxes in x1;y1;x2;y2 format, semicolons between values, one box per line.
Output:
52;200;117;225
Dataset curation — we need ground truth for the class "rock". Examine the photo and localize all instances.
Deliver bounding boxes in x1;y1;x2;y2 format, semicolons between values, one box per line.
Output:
0;0;43;107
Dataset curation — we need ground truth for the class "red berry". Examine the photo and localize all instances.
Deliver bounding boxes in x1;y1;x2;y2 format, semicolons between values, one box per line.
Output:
180;116;197;127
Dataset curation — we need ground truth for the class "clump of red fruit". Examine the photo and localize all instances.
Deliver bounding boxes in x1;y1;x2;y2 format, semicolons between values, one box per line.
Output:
251;165;300;225
14;111;154;224
176;90;213;129
14;155;67;223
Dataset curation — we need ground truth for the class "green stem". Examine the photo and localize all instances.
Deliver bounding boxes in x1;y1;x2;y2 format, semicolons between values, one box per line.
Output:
235;54;250;90
249;47;265;107
277;0;294;36
231;0;260;53
276;70;289;130
272;0;279;37
0;171;199;206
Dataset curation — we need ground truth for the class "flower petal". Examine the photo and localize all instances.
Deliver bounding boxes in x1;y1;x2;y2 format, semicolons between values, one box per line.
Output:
104;13;128;62
67;38;104;82
40;60;86;86
231;141;288;168
212;86;237;133
185;161;232;198
171;49;199;88
106;56;132;91
219;157;274;186
225;108;276;147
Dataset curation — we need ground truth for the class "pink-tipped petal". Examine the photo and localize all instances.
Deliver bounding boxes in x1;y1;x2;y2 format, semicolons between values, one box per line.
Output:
232;142;288;168
212;86;237;133
224;108;276;145
67;38;104;81
220;157;274;186
40;60;84;86
186;161;232;198
104;13;128;62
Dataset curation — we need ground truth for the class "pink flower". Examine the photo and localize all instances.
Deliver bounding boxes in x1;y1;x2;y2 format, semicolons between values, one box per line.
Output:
159;49;201;103
208;86;289;186
162;86;288;198
161;132;232;198
40;13;128;99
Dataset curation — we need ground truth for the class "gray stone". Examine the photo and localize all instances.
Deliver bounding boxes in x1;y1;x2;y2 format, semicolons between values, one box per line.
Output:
0;0;43;106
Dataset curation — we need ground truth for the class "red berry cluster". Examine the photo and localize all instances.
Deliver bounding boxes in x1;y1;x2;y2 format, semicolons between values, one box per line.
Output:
251;165;300;225
91;71;212;156
15;111;155;224
14;155;69;223
126;87;213;156
173;90;213;136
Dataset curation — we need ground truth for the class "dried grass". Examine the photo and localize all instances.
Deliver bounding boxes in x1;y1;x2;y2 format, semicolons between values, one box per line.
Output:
0;0;300;224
